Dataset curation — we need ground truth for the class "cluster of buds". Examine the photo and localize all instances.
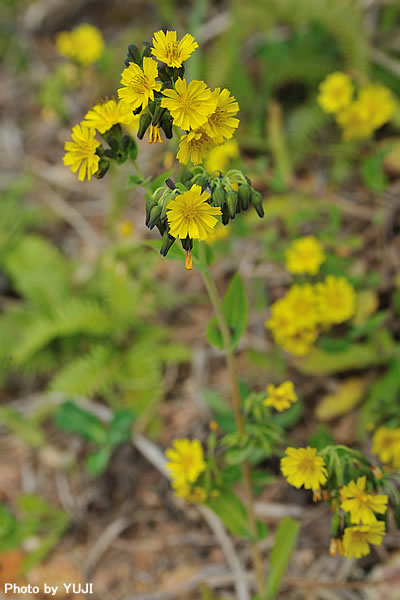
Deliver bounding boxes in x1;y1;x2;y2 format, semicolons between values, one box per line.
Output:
95;124;138;179
145;166;265;259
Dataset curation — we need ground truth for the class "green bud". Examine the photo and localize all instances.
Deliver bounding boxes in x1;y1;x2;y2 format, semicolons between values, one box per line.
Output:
120;135;131;152
222;204;230;226
180;236;193;251
94;158;110;179
156;221;166;236
238;184;251;211
127;44;141;65
137;112;152;140
105;135;119;152
250;189;265;218
145;197;158;227
157;68;171;83
141;43;152;59
147;204;162;230
175;182;188;194
160;231;176;257
128;137;138;161
160;111;173;139
152;104;166;127
330;512;342;538
181;171;194;188
226;190;238;219
193;174;209;189
211;186;226;208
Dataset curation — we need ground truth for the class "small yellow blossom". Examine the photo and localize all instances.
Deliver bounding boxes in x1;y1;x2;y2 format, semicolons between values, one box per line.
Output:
281;446;328;491
172;481;207;503
264;381;298;412
340;476;388;524
118;220;134;237
329;538;344;557
148;124;163;144
336;101;374;141
315;276;356;325
63;124;100;181
165;438;206;486
318;72;353;113
177;129;215;165
161;78;216;130
83;99;135;134
285;236;325;276
278;327;318;356
205;139;239;174
284;284;319;329
203;88;239;140
151;30;198;67
372;426;400;468
342;522;385;559
118;57;162;111
359;84;396;130
56;24;104;65
167;184;221;241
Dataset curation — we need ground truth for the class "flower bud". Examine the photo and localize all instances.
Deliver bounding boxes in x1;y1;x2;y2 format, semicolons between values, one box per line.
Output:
141;43;152;59
210;185;225;208
238;183;251;211
147;204;162;230
226;190;238;219
250;189;264;218
330;512;342;539
127;44;141;65
160;231;176;257
160;111;173;139
180;236;193;251
94;158;110;179
222;204;230;226
145;197;158;227
152;104;166;127
137;112;152;140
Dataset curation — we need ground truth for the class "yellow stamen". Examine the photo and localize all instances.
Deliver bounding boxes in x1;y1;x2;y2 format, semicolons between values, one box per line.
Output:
185;250;193;271
148;124;162;144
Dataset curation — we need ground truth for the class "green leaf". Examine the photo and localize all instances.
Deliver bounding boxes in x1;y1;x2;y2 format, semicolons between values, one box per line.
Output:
0;504;17;539
85;447;113;476
206;489;249;538
206;273;248;351
107;410;135;446
264;517;300;600
0;408;46;448
54;401;108;444
127;174;143;187
361;148;389;194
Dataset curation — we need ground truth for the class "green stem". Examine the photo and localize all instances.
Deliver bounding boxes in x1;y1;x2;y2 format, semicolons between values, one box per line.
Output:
198;243;265;598
132;160;145;181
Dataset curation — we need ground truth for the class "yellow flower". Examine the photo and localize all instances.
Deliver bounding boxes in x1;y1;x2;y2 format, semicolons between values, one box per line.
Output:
318;72;353;113
281;446;328;491
205;139;239;174
177;129;215;165
342;522;385;559
161;78;216;130
172;481;207;503
359;84;396;130
285;236;325;275
278;327;318;356
63;124;100;181
315;276;356;325
56;24;104;65
165;438;206;486
167;184;221;241
340;476;388;524
264;381;298;412
266;298;297;339
372;427;400;468
148;124;162;144
118;220;134;237
118;57;162;111
284;284;319;329
83;99;135;134
336;101;374;141
151;30;198;67
203;88;239;140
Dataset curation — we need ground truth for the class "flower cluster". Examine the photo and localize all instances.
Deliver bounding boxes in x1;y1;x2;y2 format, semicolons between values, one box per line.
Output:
56;24;104;65
318;72;396;141
281;446;391;559
266;275;356;356
165;438;207;502
264;381;298;412
285;236;325;276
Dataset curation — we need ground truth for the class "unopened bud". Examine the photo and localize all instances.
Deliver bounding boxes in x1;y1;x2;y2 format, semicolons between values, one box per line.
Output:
211;186;225;208
226;190;238;219
94;158;110;179
160;231;176;257
238;183;251;211
160;111;173;139
250;189;264;218
147;204;162;230
127;44;141;65
137;112;152;140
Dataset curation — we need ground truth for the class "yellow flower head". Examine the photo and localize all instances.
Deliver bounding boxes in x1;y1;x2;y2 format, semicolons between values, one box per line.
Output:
264;381;298;412
167;184;221;241
266;298;297;338
336;101;374;141
278;327;318;356
118;220;134;238
318;72;353;113
315;276;356;325
63;124;100;181
205;139;239;174
151;30;198;68
281;446;328;491
359;84;396;130
340;476;388;524
372;426;400;468
148;124;162;144
284;284;319;329
56;24;104;65
342;521;385;559
172;481;207;503
83;99;135;134
177;129;215;165
161;78;216;130
285;236;325;275
118;57;162;111
165;438;206;486
203;88;239;140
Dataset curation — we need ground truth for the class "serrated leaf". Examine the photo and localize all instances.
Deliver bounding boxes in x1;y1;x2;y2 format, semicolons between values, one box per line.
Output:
264;517;299;600
206;273;248;350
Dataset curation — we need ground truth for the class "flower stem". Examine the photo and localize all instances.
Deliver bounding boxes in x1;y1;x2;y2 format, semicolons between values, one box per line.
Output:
198;243;265;597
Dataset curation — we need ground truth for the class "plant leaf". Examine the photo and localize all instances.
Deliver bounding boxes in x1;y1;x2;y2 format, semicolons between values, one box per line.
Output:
206;273;248;350
264;517;300;600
